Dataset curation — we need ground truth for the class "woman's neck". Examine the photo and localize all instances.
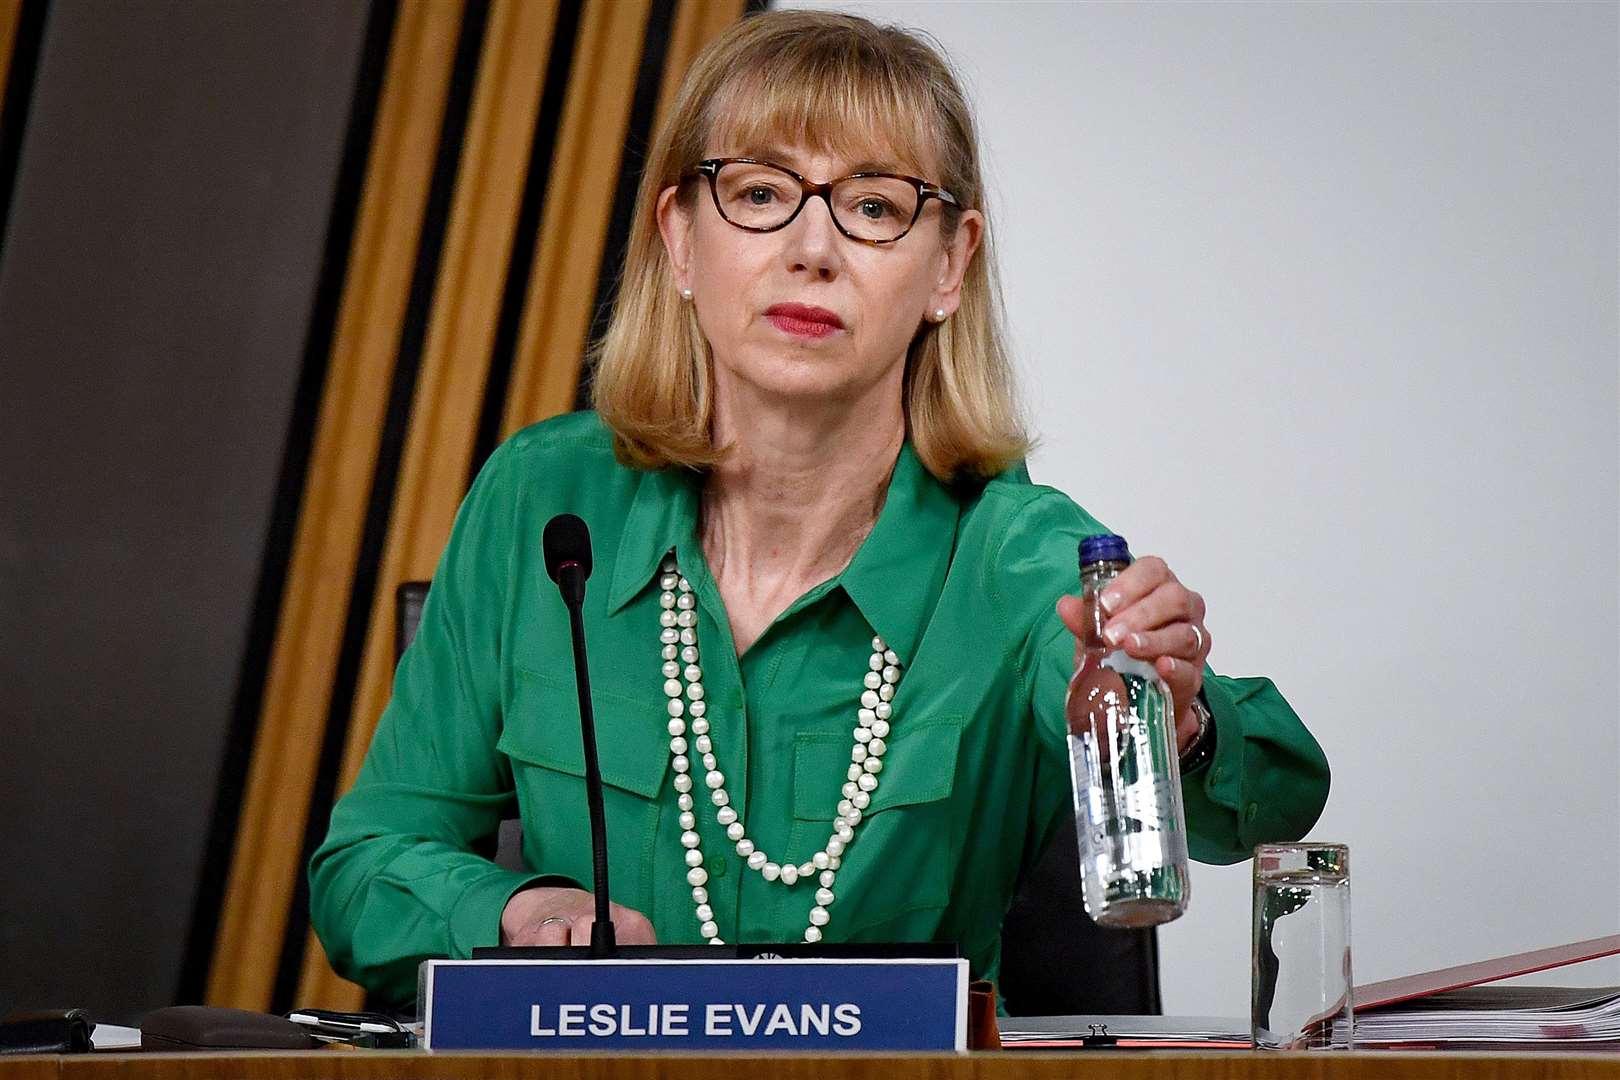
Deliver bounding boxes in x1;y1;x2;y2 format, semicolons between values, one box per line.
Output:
701;389;904;653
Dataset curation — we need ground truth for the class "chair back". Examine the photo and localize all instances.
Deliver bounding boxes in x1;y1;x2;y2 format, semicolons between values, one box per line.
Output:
996;812;1162;1015
395;581;429;661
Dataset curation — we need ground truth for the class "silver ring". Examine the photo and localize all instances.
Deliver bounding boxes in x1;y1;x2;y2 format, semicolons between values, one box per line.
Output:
1190;624;1205;655
539;916;570;930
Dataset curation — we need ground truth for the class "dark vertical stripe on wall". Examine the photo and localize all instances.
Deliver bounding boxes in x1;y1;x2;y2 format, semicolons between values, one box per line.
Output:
176;0;400;1008
0;0;50;268
467;0;584;485
572;0;678;411
268;0;492;1015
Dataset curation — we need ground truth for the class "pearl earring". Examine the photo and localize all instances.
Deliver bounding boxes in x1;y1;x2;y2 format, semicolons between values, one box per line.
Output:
681;288;693;301
934;308;947;322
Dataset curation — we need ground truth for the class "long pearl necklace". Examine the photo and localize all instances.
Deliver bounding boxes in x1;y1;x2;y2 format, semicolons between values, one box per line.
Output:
656;555;903;944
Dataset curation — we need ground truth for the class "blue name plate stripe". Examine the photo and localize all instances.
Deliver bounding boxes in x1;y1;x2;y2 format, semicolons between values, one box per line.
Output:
421;958;968;1052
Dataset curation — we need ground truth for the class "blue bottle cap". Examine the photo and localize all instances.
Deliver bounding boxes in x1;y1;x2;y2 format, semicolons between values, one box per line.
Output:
1078;533;1131;567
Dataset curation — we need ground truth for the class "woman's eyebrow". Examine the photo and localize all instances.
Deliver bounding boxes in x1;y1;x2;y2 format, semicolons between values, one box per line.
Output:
735;145;911;177
844;158;907;175
731;143;798;165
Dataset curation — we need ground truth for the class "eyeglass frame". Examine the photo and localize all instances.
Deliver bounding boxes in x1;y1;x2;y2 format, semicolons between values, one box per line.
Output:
688;157;961;246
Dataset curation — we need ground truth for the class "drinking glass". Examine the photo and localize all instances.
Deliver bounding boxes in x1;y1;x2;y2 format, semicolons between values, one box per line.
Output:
1251;842;1353;1050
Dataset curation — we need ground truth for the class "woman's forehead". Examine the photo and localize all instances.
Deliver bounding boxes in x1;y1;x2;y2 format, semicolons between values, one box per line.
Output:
705;81;939;178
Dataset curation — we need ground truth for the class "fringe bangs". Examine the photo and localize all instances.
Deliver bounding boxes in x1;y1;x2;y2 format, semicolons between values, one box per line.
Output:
705;41;941;178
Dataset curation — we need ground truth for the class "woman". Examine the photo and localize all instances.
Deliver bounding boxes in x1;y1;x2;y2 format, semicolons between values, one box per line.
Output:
310;10;1329;1004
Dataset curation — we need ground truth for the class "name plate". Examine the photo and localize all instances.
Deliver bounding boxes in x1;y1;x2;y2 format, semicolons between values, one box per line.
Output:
419;957;968;1051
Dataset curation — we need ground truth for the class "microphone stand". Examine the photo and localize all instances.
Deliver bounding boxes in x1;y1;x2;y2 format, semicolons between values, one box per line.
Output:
558;561;616;958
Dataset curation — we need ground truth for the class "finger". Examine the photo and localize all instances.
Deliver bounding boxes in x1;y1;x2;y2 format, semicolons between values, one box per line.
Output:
1121;622;1206;662
529;916;573;946
1104;582;1205;641
611;906;659;945
1155;656;1206;748
1057;596;1100;671
1156;654;1205;698
1098;556;1173;616
1055;593;1088;637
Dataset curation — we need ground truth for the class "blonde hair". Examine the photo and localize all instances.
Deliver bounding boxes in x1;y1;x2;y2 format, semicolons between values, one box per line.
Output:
590;9;1028;482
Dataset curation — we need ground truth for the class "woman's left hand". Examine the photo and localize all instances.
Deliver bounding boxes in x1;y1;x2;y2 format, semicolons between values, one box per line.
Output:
1055;555;1212;753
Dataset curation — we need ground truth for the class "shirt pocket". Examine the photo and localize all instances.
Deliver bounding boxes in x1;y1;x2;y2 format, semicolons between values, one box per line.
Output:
790;715;963;937
497;668;669;917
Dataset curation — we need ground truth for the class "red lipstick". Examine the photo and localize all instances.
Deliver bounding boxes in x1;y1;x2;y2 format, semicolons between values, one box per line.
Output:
765;302;844;339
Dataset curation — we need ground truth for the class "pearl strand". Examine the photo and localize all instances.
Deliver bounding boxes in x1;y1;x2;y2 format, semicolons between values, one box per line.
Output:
657;556;903;944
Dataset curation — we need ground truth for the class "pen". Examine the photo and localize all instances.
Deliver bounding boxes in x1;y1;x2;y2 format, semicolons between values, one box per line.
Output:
286;1012;399;1034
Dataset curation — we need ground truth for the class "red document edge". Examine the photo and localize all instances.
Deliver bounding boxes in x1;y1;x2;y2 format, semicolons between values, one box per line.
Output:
1352;934;1620;1011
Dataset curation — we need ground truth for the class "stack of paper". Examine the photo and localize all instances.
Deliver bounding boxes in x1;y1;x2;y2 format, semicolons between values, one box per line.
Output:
1352;933;1620;1050
999;1014;1249;1049
1354;984;1620;1050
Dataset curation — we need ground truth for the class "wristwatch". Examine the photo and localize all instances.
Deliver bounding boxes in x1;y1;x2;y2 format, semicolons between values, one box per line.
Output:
1178;691;1217;774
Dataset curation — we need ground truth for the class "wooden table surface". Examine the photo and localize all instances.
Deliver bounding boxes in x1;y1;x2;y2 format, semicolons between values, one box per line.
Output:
2;1051;1617;1080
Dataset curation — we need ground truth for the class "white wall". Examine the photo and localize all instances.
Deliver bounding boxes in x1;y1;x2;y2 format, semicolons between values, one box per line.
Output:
789;0;1619;1014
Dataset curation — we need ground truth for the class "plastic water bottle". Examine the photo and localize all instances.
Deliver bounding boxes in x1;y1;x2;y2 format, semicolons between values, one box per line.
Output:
1065;533;1191;927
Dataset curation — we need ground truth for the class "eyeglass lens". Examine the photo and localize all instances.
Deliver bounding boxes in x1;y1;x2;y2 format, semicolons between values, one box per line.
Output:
712;161;920;242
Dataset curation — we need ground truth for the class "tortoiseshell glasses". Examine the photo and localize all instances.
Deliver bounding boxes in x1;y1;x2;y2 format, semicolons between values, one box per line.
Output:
690;158;961;245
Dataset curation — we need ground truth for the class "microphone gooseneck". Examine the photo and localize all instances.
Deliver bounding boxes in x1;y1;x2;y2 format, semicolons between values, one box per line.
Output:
540;513;616;957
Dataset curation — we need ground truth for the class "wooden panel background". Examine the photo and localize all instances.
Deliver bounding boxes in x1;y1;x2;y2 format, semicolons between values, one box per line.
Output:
499;0;652;433
0;0;24;92
203;0;752;1014
206;0;468;1012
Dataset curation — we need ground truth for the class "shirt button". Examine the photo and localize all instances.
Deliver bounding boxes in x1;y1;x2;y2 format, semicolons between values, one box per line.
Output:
1212;765;1227;783
1244;803;1259;824
707;856;727;877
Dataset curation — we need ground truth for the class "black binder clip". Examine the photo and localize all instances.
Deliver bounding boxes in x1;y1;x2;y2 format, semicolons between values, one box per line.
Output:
1080;1022;1118;1049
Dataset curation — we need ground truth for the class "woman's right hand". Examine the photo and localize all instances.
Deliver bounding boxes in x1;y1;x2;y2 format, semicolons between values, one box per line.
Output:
500;885;659;946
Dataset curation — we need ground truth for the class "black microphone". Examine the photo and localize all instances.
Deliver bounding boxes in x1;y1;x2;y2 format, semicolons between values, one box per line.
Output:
543;513;591;606
541;513;615;958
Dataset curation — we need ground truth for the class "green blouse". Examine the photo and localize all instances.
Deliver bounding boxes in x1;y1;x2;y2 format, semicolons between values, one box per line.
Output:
310;411;1330;1003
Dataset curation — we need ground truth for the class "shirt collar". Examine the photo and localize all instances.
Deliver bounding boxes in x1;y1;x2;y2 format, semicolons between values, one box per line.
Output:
606;443;961;665
608;464;702;616
836;442;959;665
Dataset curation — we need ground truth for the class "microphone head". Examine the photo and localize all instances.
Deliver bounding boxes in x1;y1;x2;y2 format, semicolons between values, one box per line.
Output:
542;513;593;584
